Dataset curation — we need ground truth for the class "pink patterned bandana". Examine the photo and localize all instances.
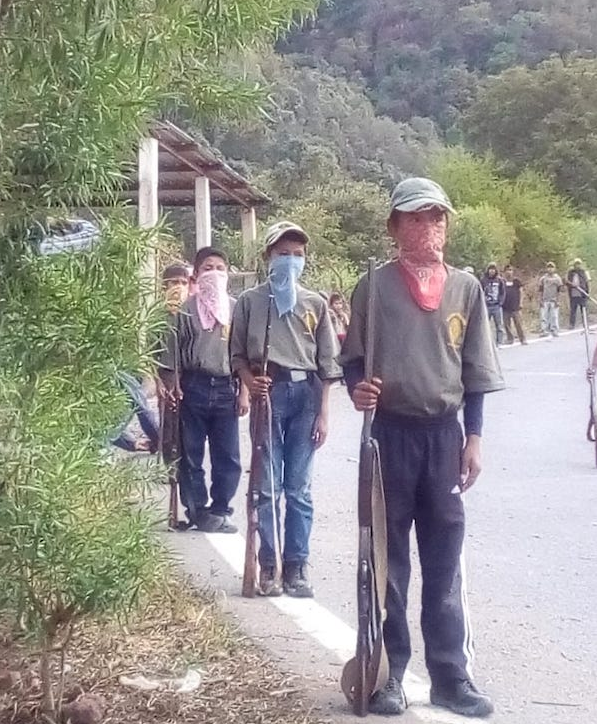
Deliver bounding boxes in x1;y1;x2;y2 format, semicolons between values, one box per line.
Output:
195;270;230;330
395;212;448;311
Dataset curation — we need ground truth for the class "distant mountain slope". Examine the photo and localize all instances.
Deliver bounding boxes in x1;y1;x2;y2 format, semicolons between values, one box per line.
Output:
280;0;597;130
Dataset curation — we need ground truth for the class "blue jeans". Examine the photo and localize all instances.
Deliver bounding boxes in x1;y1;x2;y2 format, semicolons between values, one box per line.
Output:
179;371;241;520
487;306;505;345
258;377;321;566
111;372;159;452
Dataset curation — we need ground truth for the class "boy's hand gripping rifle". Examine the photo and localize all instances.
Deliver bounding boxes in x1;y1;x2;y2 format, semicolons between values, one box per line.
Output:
341;258;389;715
242;292;283;597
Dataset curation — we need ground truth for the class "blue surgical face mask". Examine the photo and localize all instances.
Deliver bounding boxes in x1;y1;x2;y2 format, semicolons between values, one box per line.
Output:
268;254;305;316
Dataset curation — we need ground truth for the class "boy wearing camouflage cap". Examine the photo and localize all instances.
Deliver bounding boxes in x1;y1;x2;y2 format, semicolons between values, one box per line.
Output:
341;178;504;717
230;222;342;597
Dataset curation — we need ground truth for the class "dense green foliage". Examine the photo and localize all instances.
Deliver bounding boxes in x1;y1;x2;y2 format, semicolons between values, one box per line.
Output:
193;1;597;278
200;53;439;285
430;148;577;270
0;0;317;224
0;2;319;719
463;58;597;210
281;0;597;132
0;221;165;717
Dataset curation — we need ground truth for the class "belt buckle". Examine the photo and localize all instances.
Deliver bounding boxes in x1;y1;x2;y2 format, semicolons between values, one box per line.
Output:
290;370;307;382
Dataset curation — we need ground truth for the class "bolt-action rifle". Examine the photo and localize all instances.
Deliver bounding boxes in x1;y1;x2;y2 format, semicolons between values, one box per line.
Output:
158;326;183;530
242;293;283;597
341;258;389;716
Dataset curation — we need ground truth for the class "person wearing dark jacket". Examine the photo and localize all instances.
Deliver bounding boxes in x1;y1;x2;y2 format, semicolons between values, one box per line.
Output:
480;263;506;346
502;265;527;345
566;258;590;330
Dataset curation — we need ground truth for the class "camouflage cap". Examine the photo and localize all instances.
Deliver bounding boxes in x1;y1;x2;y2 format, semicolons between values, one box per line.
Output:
263;221;309;250
390;177;455;215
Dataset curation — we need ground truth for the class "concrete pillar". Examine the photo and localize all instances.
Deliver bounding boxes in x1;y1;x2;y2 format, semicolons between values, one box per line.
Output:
240;206;257;269
195;176;211;250
138;137;159;297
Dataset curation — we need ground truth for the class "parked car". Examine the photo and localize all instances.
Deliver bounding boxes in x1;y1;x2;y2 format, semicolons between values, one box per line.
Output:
33;218;99;256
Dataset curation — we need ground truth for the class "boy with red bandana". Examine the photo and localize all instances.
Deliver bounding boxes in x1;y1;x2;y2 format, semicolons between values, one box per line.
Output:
341;178;504;718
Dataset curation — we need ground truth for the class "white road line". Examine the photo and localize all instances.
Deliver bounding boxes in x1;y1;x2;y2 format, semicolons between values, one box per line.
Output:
507;371;577;377
499;324;594;348
206;532;488;724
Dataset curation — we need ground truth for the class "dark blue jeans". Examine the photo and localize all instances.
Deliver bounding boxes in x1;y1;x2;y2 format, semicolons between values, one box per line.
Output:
258;377;321;566
569;296;586;328
179;371;241;520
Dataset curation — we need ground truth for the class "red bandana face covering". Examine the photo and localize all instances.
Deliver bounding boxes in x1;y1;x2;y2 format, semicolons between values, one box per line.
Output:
394;211;448;311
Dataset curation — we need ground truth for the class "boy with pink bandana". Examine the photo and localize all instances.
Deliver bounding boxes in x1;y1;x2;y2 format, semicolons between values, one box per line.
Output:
161;247;249;533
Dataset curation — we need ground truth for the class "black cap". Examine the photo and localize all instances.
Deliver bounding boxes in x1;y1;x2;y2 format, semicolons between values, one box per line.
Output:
193;246;229;271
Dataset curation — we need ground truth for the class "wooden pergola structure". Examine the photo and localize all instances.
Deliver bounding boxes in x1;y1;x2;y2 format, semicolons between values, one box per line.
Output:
131;121;269;278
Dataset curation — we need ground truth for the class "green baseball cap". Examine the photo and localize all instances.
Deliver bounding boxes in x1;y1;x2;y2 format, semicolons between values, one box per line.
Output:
390;177;455;215
264;221;310;250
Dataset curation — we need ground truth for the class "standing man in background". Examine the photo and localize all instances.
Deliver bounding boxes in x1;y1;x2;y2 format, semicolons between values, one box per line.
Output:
539;262;563;337
480;263;506;346
566;258;590;330
341;177;504;718
502;264;527;345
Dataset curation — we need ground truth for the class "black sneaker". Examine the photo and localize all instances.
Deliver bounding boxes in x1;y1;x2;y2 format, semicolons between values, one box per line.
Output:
259;565;283;597
282;562;314;598
430;679;494;718
369;677;407;716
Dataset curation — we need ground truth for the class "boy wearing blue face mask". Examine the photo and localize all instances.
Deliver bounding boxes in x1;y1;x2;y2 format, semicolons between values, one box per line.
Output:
230;221;342;597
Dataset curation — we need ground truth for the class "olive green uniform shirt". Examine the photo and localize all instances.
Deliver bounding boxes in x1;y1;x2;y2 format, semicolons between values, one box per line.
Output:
340;263;505;417
230;282;342;380
160;297;234;377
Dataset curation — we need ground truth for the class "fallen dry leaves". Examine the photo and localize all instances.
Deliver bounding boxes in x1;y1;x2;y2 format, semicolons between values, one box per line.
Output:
0;577;330;724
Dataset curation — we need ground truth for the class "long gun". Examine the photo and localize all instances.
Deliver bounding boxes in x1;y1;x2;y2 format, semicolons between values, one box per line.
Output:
341;258;389;715
159;392;180;530
159;322;183;530
569;283;597;308
242;293;283;596
581;306;597;466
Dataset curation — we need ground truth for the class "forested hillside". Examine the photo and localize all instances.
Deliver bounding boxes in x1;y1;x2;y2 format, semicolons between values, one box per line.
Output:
189;1;597;281
281;0;597;132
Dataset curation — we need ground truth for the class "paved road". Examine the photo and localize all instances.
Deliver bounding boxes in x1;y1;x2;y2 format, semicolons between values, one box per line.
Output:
164;330;597;724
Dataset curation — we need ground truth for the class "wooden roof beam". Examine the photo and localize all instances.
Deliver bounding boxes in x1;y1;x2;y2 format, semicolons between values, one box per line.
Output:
158;140;254;209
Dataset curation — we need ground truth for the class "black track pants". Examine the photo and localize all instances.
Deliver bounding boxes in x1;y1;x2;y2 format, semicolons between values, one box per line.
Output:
372;410;474;686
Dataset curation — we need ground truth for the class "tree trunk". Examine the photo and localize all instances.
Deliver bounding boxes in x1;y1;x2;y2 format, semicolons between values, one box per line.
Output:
40;639;56;722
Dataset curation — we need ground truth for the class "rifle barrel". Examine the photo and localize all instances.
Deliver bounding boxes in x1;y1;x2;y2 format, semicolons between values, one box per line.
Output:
362;257;377;441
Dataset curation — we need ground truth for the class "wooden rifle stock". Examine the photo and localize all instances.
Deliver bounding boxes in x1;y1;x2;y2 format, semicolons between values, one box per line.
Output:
341;258;389;715
242;292;282;596
159;390;180;530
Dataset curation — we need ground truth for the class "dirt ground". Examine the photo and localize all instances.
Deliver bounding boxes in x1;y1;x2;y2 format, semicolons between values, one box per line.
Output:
0;578;330;724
